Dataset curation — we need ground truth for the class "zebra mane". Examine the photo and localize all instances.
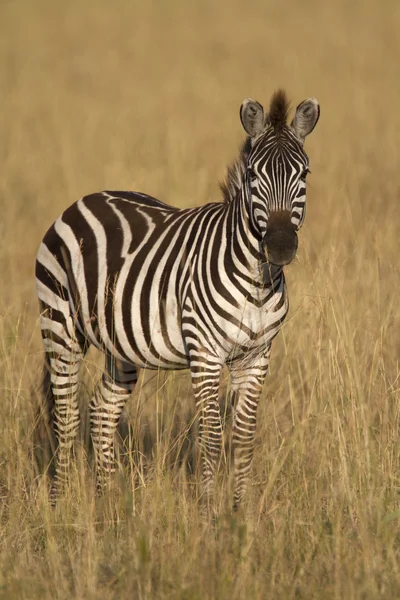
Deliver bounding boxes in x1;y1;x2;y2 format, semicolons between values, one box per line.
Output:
268;89;290;132
219;137;252;204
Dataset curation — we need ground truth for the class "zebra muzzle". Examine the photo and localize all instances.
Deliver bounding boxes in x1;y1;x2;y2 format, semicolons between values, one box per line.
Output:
263;210;298;267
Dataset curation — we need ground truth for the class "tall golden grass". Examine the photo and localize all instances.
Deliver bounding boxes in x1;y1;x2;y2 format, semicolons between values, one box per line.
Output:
1;0;400;597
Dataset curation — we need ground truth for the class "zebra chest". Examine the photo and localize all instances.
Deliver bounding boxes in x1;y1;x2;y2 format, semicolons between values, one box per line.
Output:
221;288;288;360
226;304;281;342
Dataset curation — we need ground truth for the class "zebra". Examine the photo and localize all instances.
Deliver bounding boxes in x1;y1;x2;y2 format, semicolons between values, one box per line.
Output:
35;90;320;511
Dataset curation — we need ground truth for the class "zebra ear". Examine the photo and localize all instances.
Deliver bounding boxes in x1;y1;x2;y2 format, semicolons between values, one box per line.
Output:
290;98;320;144
240;99;265;137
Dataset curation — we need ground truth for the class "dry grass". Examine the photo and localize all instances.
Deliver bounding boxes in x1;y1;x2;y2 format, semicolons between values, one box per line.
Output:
1;0;400;597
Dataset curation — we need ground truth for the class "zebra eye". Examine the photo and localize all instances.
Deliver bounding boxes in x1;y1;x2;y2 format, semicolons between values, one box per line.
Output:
248;168;257;181
300;168;310;182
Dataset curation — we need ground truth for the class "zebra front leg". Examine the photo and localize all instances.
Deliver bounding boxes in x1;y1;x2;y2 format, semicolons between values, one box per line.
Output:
89;354;137;494
229;351;270;511
190;357;223;514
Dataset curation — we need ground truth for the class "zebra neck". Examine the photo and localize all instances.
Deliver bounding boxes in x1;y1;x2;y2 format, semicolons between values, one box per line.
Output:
229;189;284;290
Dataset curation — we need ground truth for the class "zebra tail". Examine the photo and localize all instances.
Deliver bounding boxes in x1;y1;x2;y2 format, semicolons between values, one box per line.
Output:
32;361;57;477
41;361;55;424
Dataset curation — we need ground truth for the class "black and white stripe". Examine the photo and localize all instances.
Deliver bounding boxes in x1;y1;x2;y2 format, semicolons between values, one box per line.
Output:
36;90;320;510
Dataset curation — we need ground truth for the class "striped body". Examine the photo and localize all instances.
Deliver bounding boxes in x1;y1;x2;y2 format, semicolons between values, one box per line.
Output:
36;90;319;511
37;191;287;369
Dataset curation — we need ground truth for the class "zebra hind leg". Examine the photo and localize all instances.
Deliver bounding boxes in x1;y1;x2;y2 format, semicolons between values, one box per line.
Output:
40;307;86;505
89;354;137;494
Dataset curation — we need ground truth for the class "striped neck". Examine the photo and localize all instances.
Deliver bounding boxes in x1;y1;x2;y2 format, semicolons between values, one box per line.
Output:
228;185;284;289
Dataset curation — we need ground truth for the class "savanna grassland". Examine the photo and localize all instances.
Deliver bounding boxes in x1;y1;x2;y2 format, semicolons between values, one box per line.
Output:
1;0;400;597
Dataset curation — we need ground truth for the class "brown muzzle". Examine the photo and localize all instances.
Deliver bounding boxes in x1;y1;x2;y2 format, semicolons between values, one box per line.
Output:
263;210;298;266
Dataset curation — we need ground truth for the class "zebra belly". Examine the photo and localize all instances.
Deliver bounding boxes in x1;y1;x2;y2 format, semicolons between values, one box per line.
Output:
88;327;189;370
122;301;189;369
84;289;189;370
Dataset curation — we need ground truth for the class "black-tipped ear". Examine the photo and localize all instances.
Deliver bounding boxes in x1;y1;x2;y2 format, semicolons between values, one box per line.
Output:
240;99;265;137
290;98;320;144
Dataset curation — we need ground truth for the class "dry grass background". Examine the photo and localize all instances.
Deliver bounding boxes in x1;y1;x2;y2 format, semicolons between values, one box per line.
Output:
1;0;400;597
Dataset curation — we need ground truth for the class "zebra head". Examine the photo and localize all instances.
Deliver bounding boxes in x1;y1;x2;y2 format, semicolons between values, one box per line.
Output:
240;90;320;267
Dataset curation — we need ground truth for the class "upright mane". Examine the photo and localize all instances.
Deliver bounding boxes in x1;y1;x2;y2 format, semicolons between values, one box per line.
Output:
219;137;251;204
268;89;290;133
220;89;291;204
